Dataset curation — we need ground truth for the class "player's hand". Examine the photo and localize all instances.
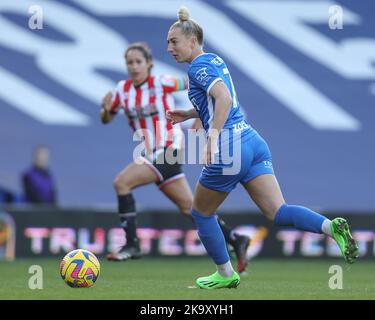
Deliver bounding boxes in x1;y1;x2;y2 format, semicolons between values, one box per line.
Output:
191;118;203;130
202;136;219;166
102;91;113;112
166;109;190;124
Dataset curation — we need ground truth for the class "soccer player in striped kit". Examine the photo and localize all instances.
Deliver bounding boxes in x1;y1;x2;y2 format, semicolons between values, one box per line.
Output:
101;42;250;272
167;7;359;289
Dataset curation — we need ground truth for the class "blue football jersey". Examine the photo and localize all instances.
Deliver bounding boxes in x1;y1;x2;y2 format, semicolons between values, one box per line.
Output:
188;53;252;137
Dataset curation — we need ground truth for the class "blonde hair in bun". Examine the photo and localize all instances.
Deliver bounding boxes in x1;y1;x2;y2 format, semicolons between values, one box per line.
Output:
178;6;190;22
170;6;203;45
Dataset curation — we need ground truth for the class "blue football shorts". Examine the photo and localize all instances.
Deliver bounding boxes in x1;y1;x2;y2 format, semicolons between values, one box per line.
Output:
199;131;274;193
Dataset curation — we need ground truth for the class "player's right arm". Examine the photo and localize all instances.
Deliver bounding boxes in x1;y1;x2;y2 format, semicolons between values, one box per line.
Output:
100;91;117;124
166;108;199;125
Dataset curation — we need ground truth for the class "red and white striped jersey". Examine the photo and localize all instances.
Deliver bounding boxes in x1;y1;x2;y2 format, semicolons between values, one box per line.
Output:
110;75;187;153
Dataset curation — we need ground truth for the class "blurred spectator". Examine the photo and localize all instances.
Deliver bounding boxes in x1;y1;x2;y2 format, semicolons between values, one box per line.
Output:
22;145;57;205
0;185;15;204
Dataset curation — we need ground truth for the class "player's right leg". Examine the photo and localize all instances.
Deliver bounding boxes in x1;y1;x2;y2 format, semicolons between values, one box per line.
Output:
106;160;159;261
241;133;358;264
243;173;359;264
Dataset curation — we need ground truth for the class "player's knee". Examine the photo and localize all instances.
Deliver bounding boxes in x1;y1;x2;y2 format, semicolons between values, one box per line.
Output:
181;207;192;217
178;200;193;217
261;203;284;221
113;174;132;193
262;210;276;221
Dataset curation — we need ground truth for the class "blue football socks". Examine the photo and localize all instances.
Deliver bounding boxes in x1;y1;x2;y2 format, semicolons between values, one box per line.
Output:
191;208;230;265
274;204;325;233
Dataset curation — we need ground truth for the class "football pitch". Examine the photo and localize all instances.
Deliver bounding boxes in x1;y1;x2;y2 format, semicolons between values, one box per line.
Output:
0;258;374;300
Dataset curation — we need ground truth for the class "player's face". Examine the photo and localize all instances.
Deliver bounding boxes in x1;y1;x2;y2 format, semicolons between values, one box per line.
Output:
167;27;194;63
125;49;152;85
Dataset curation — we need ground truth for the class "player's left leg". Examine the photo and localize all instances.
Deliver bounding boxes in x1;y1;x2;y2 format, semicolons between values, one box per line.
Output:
160;176;250;273
243;173;359;264
107;161;159;261
159;175;193;217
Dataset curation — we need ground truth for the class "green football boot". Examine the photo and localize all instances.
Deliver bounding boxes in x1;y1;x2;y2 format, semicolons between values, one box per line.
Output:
330;218;359;264
196;271;240;289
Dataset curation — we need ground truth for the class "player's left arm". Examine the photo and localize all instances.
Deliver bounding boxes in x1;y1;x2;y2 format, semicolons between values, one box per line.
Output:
161;75;189;93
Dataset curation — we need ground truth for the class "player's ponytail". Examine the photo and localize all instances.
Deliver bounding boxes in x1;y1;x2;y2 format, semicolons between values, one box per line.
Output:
171;6;203;46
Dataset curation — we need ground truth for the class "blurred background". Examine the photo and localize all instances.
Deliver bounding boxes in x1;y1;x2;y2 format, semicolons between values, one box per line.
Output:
0;0;374;261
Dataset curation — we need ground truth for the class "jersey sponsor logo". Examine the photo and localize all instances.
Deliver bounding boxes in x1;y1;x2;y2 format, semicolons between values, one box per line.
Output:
195;67;211;86
125;104;158;119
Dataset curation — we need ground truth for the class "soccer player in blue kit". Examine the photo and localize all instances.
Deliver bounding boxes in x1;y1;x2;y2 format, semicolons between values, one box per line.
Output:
166;7;359;289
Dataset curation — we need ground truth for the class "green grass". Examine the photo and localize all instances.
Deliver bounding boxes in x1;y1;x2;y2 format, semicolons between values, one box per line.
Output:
0;258;374;300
